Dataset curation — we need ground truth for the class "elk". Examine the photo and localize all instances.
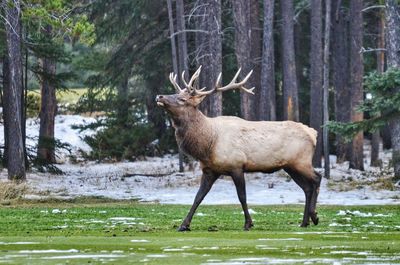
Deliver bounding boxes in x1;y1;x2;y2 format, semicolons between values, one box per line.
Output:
156;66;321;231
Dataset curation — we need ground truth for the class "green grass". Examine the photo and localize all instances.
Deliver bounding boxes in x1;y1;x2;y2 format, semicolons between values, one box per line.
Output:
28;88;87;105
56;88;87;105
0;203;399;264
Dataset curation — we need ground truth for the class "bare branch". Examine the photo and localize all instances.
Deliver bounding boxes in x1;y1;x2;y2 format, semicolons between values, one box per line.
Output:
360;47;387;53
362;5;385;12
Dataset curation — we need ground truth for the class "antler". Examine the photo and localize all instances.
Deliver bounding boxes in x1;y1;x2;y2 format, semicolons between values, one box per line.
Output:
169;66;254;96
181;66;202;93
169;73;184;93
194;68;255;96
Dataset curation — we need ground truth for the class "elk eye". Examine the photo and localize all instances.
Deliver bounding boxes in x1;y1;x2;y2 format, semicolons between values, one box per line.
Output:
178;98;187;102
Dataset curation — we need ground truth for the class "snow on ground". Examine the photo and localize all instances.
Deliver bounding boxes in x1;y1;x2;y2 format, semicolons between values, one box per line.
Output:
0;115;399;205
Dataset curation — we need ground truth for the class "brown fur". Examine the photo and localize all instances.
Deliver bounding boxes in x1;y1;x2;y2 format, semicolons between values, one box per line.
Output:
156;75;321;230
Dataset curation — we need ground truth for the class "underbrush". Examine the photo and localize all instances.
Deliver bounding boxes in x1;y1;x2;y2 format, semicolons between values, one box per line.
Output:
0;182;27;203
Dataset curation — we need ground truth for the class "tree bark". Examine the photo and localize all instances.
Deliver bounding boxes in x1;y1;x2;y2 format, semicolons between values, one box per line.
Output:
250;0;262;120
176;0;188;79
38;26;57;163
259;0;276;121
385;0;400;180
349;0;364;171
2;56;9;168
3;0;26;180
310;0;323;167
194;0;222;117
332;0;351;163
146;74;167;140
176;0;188;172
167;0;179;76
232;0;256;120
280;0;299;121
371;12;385;167
323;0;331;178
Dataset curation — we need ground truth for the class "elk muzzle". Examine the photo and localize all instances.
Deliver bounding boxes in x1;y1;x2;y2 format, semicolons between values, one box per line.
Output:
155;95;165;107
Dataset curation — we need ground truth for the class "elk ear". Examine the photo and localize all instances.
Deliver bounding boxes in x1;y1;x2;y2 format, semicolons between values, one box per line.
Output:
191;94;207;106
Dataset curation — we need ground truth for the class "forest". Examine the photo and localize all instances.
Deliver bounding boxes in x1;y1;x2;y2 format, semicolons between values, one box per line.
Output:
0;0;399;184
1;1;400;264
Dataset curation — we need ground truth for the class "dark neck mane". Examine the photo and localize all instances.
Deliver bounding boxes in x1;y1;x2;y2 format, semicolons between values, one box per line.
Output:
171;108;216;162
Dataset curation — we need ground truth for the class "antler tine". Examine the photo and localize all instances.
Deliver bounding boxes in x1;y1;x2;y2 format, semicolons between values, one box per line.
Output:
230;68;241;84
188;65;202;88
181;70;189;87
191;68;255;96
215;68;255;95
169;73;184;93
180;66;202;94
215;72;222;88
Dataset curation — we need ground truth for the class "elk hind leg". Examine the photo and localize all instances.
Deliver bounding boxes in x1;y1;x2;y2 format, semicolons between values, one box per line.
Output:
295;166;321;226
284;168;313;227
309;170;322;225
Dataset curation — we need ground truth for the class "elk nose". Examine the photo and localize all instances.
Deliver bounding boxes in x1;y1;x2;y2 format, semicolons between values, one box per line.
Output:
155;95;163;101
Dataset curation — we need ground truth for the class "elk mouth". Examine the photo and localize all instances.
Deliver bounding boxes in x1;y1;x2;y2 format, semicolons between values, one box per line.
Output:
155;95;166;107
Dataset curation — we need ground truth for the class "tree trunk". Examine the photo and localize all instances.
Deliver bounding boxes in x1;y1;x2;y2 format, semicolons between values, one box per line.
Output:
232;0;256;120
371;12;385;167
323;0;331;178
146;74;167;140
259;0;276;121
176;0;188;79
194;0;222;117
349;0;364;171
310;0;323;167
38;26;57;163
385;0;400;180
3;0;26;180
332;0;351;163
250;0;262;120
2;56;9;168
280;0;299;121
175;0;188;172
167;0;178;75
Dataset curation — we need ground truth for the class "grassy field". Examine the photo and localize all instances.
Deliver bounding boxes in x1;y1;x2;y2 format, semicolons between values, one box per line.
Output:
0;202;399;264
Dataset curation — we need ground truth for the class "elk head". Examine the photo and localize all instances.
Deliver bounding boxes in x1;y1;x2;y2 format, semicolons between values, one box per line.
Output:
156;66;255;117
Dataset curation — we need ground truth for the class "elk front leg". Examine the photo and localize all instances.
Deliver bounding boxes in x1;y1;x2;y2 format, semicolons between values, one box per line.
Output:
178;168;219;231
231;169;253;231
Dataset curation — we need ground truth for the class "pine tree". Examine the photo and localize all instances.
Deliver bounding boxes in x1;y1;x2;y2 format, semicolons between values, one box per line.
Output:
280;0;299;121
2;0;26;180
259;0;275;121
310;0;323;167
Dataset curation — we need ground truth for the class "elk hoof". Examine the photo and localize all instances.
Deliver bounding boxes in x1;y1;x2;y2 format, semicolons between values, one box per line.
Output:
177;225;191;232
300;222;310;228
311;212;319;225
244;222;254;231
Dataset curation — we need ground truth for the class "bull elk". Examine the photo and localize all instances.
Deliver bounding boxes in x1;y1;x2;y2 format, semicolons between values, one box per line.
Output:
156;66;321;231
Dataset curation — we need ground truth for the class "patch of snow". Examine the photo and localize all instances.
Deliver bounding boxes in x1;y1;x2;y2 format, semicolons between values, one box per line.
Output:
0;242;40;245
0;114;399;206
147;254;168;258
130;239;149;243
41;254;125;260
19;249;79;254
195;212;207;216
337;210;392;217
258;238;303;241
109;217;139;221
329;223;352;227
163;248;184;252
